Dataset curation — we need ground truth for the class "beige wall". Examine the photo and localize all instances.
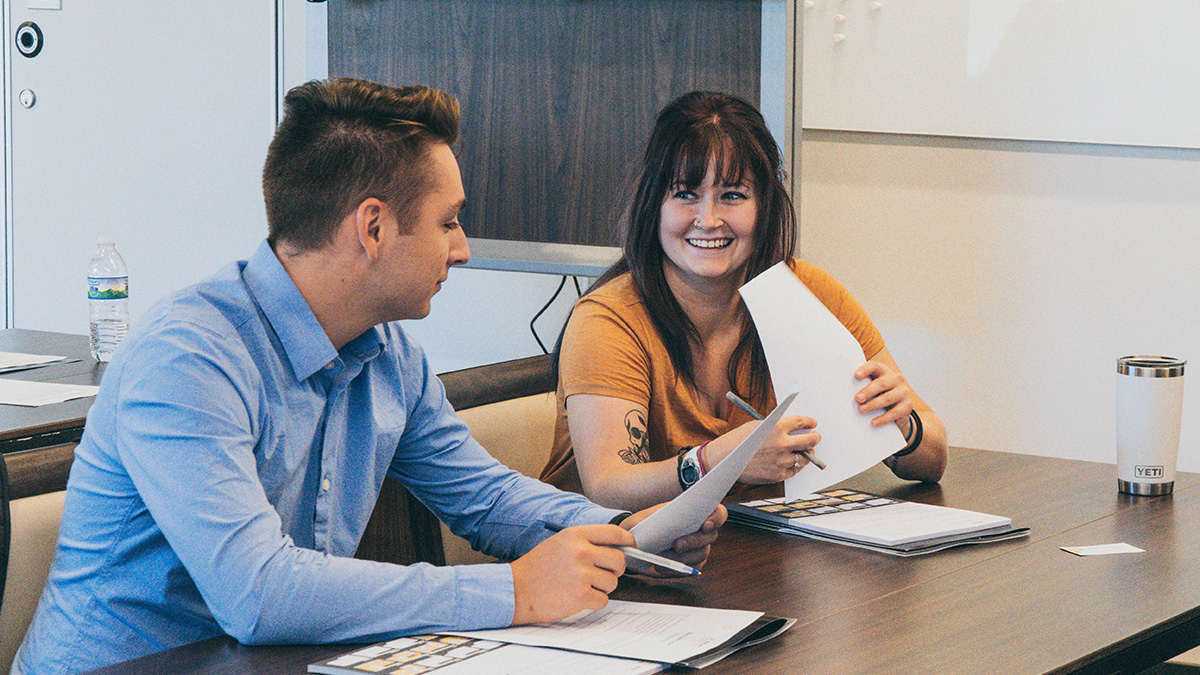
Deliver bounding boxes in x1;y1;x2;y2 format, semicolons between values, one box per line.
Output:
799;131;1200;471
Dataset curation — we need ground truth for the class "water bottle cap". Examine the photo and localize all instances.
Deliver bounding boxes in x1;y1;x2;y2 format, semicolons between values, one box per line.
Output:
97;236;116;246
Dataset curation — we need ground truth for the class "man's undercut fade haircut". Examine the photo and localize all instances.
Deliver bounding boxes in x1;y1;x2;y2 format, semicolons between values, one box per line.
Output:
263;78;460;251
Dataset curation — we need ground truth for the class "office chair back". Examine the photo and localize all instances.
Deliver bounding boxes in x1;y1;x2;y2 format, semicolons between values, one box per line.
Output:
354;355;558;567
0;443;74;673
439;355;558;565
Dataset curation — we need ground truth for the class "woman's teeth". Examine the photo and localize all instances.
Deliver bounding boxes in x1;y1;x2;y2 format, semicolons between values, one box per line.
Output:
688;238;731;249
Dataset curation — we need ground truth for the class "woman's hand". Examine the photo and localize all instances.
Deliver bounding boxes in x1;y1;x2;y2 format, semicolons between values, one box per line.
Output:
705;415;820;485
853;347;949;483
854;359;916;434
619;503;726;576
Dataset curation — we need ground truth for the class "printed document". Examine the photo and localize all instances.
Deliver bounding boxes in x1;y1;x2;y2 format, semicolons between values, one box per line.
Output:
739;262;903;498
447;600;763;665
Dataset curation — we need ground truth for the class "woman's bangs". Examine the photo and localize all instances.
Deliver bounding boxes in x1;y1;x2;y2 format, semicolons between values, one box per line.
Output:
667;130;750;190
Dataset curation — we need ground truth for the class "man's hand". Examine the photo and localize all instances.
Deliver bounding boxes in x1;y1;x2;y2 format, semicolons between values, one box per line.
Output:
510;524;632;625
620;504;727;575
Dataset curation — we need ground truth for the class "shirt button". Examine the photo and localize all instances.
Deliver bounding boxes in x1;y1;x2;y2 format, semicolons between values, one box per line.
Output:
323;362;336;371
321;478;331;492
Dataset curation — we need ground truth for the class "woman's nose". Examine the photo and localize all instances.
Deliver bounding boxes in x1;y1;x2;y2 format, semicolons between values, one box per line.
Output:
692;199;722;228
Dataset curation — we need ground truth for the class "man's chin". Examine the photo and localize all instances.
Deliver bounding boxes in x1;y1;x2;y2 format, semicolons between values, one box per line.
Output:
411;301;433;320
388;301;433;322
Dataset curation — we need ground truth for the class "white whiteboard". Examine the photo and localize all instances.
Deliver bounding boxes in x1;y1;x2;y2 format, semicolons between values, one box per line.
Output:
801;0;1200;148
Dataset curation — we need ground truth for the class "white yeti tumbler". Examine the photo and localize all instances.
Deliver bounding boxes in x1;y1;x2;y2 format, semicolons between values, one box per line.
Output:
1116;355;1186;495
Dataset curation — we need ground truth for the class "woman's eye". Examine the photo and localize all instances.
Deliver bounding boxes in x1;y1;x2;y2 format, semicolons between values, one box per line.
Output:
672;190;697;200
722;190;748;201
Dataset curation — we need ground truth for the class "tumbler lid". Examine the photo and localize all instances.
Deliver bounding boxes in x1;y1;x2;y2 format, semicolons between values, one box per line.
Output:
1117;355;1186;377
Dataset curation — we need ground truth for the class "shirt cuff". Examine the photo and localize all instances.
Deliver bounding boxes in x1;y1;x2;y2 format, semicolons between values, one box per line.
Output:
454;563;518;629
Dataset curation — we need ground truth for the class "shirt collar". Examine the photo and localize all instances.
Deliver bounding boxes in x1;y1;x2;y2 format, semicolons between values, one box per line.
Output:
243;240;384;382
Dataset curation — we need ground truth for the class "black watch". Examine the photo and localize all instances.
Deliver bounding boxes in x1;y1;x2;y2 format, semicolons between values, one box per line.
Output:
677;446;702;490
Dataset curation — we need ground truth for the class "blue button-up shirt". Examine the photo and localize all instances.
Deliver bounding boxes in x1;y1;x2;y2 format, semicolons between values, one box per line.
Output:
14;241;621;675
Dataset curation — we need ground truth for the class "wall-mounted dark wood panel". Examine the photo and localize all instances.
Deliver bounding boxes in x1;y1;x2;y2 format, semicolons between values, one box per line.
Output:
328;0;761;247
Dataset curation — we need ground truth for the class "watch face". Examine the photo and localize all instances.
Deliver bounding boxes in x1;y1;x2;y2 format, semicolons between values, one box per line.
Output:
681;461;700;485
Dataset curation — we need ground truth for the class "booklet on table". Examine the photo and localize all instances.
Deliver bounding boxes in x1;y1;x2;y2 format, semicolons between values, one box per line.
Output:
727;488;1029;556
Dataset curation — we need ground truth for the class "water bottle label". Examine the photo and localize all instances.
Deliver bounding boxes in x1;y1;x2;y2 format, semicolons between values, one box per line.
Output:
88;276;129;300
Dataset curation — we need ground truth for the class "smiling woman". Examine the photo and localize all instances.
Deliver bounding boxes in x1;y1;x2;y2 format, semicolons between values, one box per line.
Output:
659;170;758;287
539;92;948;513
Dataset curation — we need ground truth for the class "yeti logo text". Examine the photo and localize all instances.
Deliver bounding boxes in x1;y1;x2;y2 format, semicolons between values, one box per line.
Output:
1135;465;1164;479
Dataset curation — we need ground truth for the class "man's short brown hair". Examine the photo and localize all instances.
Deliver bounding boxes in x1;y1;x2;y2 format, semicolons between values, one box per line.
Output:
262;78;460;251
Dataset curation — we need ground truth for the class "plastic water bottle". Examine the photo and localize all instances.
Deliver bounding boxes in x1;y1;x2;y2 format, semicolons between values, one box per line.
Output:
87;236;129;362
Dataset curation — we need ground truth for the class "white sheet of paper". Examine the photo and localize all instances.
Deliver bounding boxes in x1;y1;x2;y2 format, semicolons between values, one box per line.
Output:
738;262;903;498
629;392;797;554
0;351;67;373
0;378;98;407
447;600;762;666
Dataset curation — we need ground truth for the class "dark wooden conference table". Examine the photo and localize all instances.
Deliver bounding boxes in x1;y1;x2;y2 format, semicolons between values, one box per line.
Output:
85;447;1200;675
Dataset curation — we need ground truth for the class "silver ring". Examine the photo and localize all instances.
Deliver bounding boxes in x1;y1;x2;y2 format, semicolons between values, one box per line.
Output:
793;456;800;469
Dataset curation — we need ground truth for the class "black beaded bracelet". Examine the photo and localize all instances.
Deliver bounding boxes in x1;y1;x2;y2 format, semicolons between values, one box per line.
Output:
891;411;923;458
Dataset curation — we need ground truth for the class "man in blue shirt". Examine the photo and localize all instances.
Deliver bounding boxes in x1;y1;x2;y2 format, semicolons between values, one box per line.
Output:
14;79;724;675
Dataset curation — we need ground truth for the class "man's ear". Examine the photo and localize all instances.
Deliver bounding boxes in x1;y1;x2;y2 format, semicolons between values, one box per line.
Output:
351;198;386;260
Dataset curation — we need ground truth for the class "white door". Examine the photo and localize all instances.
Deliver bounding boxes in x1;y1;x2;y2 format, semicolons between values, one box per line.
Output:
5;1;278;333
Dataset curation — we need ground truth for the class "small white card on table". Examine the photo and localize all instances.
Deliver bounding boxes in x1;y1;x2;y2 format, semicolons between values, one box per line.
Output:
1061;543;1144;556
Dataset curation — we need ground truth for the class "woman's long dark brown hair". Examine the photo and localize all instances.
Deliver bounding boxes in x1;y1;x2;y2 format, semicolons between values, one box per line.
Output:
555;91;796;405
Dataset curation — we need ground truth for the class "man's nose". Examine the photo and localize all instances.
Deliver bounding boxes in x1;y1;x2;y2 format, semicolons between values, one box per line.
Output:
449;227;470;267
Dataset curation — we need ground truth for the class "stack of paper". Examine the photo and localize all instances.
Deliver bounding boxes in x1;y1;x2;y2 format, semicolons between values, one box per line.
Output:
309;601;794;674
728;488;1029;556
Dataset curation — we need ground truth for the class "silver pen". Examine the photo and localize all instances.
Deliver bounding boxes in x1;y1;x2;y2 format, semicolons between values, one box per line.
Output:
544;522;701;576
725;391;827;470
618;546;700;576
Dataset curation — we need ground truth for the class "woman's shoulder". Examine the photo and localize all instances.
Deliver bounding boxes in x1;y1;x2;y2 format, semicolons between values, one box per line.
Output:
788;256;834;282
787;257;851;299
577;272;644;312
564;272;654;348
785;257;885;357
